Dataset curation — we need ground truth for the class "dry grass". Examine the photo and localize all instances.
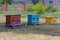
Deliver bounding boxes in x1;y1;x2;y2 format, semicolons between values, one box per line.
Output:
0;16;60;40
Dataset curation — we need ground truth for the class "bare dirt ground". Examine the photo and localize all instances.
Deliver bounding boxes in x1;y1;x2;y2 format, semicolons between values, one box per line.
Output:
0;16;60;40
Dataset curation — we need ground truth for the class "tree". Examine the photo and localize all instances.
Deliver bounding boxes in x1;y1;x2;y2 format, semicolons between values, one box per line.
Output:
0;0;3;4
0;0;12;5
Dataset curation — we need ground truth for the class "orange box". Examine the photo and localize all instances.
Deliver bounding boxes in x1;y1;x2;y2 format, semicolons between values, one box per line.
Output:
45;17;57;24
6;15;21;26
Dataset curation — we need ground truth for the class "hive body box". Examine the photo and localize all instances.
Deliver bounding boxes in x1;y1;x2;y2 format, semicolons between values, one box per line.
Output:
45;17;57;24
28;15;39;24
6;15;21;27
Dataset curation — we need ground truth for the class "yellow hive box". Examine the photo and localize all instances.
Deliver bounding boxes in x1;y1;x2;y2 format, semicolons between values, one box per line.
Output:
45;17;57;24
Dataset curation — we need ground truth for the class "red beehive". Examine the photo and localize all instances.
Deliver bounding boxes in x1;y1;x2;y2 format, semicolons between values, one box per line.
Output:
6;15;21;26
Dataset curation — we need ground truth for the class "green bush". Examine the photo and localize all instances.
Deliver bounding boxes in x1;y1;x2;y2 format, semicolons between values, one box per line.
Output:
0;0;12;5
32;3;47;15
46;5;57;12
26;4;33;12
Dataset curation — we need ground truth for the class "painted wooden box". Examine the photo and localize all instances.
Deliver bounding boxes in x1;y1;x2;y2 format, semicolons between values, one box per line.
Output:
45;17;57;24
28;15;39;24
6;14;21;26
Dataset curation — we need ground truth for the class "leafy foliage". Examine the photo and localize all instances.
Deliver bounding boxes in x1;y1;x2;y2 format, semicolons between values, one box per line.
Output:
26;4;33;12
46;5;57;12
31;3;47;15
0;0;12;5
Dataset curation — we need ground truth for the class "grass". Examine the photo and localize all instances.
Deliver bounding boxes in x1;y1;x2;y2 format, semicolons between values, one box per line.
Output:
0;4;60;18
0;16;60;40
0;4;60;40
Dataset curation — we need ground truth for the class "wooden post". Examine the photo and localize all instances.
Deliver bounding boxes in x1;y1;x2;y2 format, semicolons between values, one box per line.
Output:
21;3;25;11
4;3;8;11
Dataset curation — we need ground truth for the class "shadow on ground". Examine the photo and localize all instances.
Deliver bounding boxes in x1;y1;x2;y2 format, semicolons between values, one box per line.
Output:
0;23;60;37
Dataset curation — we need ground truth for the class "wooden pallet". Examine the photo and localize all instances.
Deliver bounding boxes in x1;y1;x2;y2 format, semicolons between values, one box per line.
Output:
6;23;25;28
27;23;45;26
45;23;57;25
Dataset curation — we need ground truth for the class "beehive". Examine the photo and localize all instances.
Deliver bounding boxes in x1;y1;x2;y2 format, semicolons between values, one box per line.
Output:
45;17;57;24
28;15;39;24
6;14;21;26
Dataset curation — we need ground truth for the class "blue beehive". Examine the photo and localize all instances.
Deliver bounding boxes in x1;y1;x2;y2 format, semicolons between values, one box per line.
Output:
28;15;39;24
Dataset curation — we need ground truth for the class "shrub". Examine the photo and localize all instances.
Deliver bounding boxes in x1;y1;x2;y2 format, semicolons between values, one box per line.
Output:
26;4;33;12
31;3;47;15
46;5;57;12
0;0;12;5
